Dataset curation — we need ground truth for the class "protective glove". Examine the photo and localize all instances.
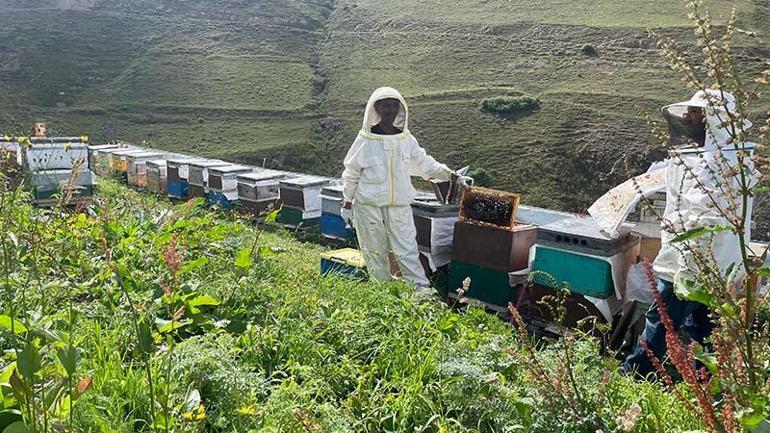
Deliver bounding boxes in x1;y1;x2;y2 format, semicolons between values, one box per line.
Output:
340;206;354;228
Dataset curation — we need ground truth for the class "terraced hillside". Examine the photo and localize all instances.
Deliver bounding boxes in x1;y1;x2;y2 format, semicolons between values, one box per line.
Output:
1;0;769;228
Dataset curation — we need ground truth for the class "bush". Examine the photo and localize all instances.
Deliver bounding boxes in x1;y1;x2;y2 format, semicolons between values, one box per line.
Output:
480;95;540;118
580;44;598;56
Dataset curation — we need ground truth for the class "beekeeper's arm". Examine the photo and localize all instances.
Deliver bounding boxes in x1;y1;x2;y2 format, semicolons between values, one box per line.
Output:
407;139;454;181
341;139;364;209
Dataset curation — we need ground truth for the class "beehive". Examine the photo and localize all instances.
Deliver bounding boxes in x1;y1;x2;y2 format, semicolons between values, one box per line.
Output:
320;184;345;216
25;143;89;171
279;175;331;211
236;170;290;203
412;199;460;253
320;248;366;279
277;205;321;227
448;260;519;307
207;165;253;192
126;152;163;188
532;247;616;299
166;157;204;182
537;217;637;257
146;160;168;195
452;220;537;272
110;148;147;173
187;160;229;188
87;144;119;170
31;169;95;201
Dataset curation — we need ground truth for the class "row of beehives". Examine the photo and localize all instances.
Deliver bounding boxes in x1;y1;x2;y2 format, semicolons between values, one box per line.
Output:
17;142;657;314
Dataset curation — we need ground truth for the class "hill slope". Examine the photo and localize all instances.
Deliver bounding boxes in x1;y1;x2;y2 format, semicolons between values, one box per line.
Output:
1;0;768;228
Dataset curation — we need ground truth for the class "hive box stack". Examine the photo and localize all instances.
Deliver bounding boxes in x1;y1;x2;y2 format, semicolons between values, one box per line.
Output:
187;160;229;198
236;169;291;216
87;144;119;173
94;146;130;176
412;198;460;270
206;164;254;208
448;187;537;306
319;184;354;241
109;148;147;181
533;218;638;299
277;175;331;227
146;160;168;195
166;157;205;199
127;151;164;189
24;140;94;206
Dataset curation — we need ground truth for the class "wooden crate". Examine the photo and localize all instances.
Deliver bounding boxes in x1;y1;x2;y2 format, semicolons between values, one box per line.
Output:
459;186;520;229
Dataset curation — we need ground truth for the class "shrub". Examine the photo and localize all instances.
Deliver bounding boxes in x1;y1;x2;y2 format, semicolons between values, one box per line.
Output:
480;95;540;118
580;44;598;56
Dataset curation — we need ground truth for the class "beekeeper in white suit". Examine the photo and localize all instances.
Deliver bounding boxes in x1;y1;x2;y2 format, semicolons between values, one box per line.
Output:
623;89;756;376
340;87;460;289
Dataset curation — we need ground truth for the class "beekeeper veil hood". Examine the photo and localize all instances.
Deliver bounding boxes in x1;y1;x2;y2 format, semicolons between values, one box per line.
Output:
662;89;752;150
361;87;409;135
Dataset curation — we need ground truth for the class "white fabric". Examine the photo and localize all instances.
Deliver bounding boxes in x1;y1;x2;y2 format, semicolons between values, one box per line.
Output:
353;203;430;287
340;207;354;227
341;87;453;206
653;89;756;290
419;216;458;270
588;168;666;238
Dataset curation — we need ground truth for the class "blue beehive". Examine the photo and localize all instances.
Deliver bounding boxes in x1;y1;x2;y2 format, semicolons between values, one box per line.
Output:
207;190;234;209
320;213;354;240
320;248;366;278
167;179;189;199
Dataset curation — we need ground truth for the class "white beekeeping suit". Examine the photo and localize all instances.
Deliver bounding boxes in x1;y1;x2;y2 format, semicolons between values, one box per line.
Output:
341;87;453;287
654;89;756;291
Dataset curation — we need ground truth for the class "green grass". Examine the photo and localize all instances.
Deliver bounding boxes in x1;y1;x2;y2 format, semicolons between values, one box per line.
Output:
0;180;703;432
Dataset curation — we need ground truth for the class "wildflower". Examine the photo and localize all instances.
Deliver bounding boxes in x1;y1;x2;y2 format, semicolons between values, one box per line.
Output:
616;403;641;432
182;404;206;421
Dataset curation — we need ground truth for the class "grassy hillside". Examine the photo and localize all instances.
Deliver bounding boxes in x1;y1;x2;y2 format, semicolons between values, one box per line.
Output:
0;0;768;227
0;180;704;432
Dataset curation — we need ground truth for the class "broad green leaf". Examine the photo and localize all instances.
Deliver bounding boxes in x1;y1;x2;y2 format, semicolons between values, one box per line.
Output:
264;207;281;223
181;257;208;275
137;321;156;355
157;319;192;334
17;342;40;380
182;389;201;413
258;245;279;257
188;295;220;308
756;268;770;277
0;316;26;334
0;363;15;385
754;186;770;194
0;410;22;432
671;225;732;243
2;421;27;433
56;346;79;377
675;279;715;307
235;247;252;271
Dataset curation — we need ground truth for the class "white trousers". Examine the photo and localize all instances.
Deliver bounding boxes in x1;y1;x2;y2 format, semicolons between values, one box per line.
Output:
352;203;430;287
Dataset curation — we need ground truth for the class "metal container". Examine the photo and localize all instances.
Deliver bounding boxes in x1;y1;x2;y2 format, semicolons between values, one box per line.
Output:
537;217;637;257
279;175;332;211
452;220;537;272
207;165;253;192
31;169;95;200
25;143;89;171
237;170;290;202
127;152;164;188
187;160;229;188
146;159;168;194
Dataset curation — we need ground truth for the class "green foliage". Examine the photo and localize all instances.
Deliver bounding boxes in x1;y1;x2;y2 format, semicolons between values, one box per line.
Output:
480;95;541;118
580;44;598;57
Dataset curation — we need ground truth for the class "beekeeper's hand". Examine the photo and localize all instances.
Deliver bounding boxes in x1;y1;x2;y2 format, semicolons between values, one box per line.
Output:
340;202;354;228
458;176;474;187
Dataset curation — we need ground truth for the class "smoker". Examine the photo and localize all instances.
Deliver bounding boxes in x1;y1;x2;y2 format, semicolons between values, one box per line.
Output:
206;164;254;209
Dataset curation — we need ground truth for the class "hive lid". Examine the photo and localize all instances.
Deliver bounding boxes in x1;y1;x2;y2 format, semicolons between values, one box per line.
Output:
111;148;149;157
88;144;121;151
209;165;253;175
280;175;332;188
539;217;619;241
319;248;366;268
188;160;230;169
166;157;207;166
126;152;164;161
146;159;168;167
237;169;290;182
320;184;345;195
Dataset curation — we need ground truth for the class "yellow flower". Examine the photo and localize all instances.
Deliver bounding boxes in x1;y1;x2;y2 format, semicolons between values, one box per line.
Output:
182;412;193;421
237;406;257;415
195;404;206;421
